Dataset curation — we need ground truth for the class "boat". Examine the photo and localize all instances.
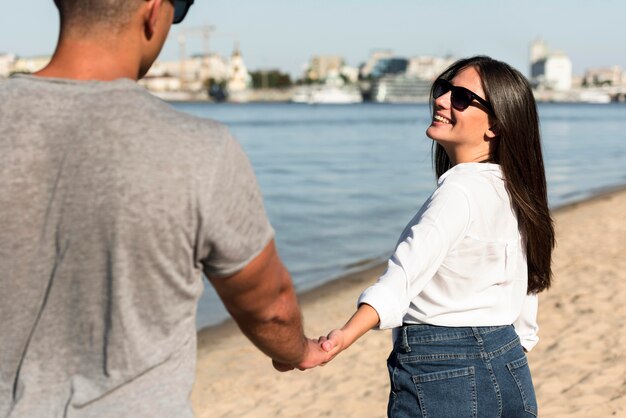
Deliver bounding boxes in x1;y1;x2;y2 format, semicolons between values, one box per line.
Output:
578;90;611;104
371;74;431;103
291;85;363;104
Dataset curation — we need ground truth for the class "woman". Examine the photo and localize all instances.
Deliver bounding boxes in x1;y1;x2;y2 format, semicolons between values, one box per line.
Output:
319;56;555;417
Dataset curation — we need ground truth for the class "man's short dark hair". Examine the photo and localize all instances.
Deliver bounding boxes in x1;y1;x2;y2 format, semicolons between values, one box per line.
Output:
54;0;144;32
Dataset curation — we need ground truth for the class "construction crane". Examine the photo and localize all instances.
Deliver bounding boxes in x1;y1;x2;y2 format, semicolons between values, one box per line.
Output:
177;25;215;89
176;25;238;90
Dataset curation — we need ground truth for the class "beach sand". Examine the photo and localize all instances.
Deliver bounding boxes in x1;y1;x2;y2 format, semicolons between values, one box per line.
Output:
191;187;626;418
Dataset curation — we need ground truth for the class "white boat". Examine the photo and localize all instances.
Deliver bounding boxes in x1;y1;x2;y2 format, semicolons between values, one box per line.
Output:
308;85;362;104
578;90;611;104
291;86;312;104
291;85;362;104
371;74;431;103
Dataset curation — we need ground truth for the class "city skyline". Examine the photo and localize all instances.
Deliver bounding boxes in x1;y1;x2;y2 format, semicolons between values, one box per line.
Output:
1;0;625;78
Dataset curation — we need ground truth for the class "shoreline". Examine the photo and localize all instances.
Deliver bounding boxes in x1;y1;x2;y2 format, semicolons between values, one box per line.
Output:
197;181;626;337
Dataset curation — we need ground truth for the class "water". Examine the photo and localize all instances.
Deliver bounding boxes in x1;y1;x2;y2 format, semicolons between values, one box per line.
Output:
170;102;626;329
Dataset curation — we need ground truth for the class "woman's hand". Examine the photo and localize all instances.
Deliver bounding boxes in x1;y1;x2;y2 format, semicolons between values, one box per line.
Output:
273;304;380;372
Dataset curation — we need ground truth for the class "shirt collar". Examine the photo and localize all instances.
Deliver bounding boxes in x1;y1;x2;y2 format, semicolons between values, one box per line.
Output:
438;162;502;184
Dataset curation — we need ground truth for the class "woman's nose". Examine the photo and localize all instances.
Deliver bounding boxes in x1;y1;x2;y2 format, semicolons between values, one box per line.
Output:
434;91;451;109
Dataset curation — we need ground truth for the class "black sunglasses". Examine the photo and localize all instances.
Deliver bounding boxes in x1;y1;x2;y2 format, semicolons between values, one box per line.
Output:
173;0;194;24
433;78;494;115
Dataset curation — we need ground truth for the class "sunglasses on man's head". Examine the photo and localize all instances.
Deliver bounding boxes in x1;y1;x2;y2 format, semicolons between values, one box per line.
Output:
173;0;194;24
432;78;494;115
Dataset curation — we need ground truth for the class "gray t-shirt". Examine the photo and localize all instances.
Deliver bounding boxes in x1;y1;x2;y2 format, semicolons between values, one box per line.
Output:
0;75;274;417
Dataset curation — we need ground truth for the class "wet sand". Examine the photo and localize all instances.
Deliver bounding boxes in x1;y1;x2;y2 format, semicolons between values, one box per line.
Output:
191;186;626;418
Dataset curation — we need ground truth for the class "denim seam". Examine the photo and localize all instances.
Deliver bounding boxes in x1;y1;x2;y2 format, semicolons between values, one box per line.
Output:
389;368;399;417
412;366;477;418
404;325;509;344
407;332;474;343
411;366;474;383
398;352;483;363
473;327;503;418
507;357;538;417
414;380;428;418
401;327;411;353
487;336;520;359
470;368;477;418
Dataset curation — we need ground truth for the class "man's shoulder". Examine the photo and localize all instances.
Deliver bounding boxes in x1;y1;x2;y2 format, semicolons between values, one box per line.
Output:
105;83;233;147
1;75;237;161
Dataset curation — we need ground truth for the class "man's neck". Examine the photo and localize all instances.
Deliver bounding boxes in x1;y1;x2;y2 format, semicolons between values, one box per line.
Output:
35;35;141;81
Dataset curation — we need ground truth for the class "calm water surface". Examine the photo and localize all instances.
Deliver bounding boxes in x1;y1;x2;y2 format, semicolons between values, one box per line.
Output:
171;102;626;328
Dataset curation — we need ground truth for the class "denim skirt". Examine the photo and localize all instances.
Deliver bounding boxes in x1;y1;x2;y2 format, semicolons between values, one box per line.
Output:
386;324;537;418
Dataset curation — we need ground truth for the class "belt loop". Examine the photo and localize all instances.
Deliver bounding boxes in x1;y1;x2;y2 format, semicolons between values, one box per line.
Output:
401;326;411;353
472;327;484;345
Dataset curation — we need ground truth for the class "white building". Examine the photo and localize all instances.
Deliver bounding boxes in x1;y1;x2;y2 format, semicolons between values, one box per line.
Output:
583;66;623;87
139;75;182;93
529;38;548;67
340;66;360;84
0;53;16;78
360;50;393;78
407;56;455;81
529;40;572;91
306;55;344;82
142;44;252;101
12;56;51;74
227;46;251;93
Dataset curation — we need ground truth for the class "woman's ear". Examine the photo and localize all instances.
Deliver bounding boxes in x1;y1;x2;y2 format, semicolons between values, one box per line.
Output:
486;120;500;139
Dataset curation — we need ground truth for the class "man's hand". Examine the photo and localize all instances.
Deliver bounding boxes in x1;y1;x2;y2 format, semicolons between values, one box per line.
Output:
275;303;380;372
272;337;339;372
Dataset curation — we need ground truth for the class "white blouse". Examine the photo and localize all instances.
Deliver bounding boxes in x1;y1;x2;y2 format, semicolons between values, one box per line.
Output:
358;163;539;351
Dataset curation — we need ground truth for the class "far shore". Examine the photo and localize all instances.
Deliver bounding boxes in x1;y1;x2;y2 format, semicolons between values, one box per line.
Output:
192;184;626;418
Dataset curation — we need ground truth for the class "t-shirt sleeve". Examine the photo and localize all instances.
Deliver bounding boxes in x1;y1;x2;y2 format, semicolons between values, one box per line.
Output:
358;181;471;329
200;132;274;278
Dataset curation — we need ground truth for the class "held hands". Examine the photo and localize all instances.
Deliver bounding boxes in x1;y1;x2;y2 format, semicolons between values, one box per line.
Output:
272;331;346;372
273;304;379;372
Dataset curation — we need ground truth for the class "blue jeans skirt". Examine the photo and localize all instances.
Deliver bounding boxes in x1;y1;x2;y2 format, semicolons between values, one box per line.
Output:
387;324;537;418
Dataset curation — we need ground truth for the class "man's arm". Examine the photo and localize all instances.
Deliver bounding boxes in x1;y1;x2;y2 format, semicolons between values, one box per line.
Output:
208;240;324;367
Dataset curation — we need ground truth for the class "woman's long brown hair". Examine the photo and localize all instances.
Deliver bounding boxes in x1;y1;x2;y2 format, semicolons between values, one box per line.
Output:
432;56;555;293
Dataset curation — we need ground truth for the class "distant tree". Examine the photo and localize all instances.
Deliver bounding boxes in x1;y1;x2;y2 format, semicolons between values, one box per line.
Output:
250;70;292;89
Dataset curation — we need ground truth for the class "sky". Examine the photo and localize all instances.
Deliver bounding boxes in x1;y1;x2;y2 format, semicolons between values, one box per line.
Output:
1;0;624;79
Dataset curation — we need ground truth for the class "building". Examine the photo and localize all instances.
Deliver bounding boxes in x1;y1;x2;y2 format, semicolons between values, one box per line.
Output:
583;66;623;87
306;55;344;82
140;43;252;101
529;39;572;91
360;50;393;78
0;53;16;78
370;57;408;79
407;56;456;81
227;46;251;92
529;38;549;68
146;54;229;92
227;46;252;102
12;56;51;74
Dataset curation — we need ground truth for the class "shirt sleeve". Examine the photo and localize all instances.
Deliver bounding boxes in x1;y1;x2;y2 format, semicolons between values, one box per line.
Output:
200;131;274;278
513;292;539;352
358;181;472;329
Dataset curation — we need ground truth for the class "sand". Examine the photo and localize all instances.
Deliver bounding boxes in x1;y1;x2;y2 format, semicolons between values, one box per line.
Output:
191;187;626;418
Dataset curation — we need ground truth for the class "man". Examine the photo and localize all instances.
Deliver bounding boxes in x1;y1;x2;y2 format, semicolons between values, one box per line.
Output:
0;1;330;416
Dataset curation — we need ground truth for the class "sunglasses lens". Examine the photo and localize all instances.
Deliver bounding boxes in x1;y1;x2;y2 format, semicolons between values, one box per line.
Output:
451;89;473;110
432;79;449;99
